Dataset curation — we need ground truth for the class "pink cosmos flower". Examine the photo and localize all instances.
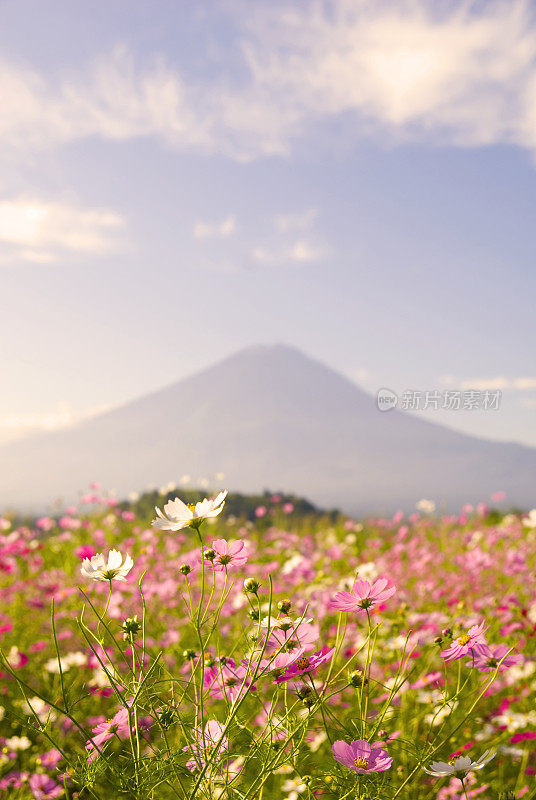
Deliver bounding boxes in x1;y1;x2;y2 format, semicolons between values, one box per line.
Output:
86;707;131;759
267;617;319;653
205;658;255;702
75;545;95;560
469;644;523;673
36;749;62;769
184;720;228;772
441;621;488;662
210;539;248;571
259;649;306;676
0;772;29;790
274;645;334;683
331;577;396;613
332;739;393;774
510;731;536;744
29;773;63;800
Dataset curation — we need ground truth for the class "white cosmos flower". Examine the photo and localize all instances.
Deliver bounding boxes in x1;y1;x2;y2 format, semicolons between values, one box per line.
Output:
5;736;31;751
152;491;227;531
80;549;133;582
424;750;495;777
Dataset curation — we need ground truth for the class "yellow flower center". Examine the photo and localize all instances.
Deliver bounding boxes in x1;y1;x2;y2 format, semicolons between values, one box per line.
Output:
457;634;471;646
295;656;311;670
354;757;369;769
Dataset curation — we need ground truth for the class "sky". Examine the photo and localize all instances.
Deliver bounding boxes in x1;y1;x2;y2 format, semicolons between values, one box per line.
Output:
1;0;536;447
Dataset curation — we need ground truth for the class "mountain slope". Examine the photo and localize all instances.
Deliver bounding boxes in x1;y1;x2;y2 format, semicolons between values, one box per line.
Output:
1;344;535;512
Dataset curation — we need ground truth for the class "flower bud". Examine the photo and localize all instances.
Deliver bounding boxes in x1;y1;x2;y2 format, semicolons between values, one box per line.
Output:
158;707;175;728
349;669;368;688
248;608;260;621
183;648;197;661
204;549;216;561
244;578;260;594
278;599;292;614
121;616;141;640
179;564;192;575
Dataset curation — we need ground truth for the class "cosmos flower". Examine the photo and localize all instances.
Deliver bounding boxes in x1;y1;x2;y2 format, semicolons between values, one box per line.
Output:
332;739;393;774
424;751;495;777
28;774;63;800
441;621;488;662
265;616;319;653
330;577;396;613
273;645;334;683
86;707;131;759
210;539;248;571
80;550;133;582
184;720;228;772
153;491;227;531
469;644;523;673
205;658;255;702
257;648;307;679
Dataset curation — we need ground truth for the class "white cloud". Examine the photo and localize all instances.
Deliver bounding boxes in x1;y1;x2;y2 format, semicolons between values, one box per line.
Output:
274;209;318;232
0;45;210;152
0;403;113;444
192;215;236;239
2;3;536;160
0;197;124;263
252;239;323;266
239;0;536;154
440;375;536;391
289;240;322;263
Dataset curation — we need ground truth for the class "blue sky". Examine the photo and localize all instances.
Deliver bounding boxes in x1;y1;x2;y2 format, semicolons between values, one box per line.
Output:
1;0;536;445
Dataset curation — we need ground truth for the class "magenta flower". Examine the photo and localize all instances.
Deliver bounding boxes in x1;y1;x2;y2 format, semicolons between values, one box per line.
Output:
332;739;393;774
469;644;523;673
331;577;396;613
75;544;95;560
29;773;63;799
274;645;334;683
210;539;248;571
441;621;488;662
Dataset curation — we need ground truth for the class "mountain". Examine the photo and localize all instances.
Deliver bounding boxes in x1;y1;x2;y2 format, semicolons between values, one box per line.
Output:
1;344;535;513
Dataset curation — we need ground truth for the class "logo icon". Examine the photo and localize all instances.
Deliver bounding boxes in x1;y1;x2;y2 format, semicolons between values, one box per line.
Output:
376;388;398;412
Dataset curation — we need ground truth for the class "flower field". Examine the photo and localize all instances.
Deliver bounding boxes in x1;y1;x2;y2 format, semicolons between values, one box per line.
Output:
0;488;535;800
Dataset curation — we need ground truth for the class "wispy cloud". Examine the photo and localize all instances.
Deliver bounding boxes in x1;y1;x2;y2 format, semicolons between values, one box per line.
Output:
2;2;536;161
251;239;324;266
192;215;236;239
0;403;113;444
0;197;124;264
274;209;318;232
440;375;536;391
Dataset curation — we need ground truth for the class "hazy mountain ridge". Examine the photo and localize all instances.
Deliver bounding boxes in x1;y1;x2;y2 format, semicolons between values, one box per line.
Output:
1;344;535;513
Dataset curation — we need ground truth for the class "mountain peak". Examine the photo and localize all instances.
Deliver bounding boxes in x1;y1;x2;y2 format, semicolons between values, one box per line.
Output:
1;344;535;513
